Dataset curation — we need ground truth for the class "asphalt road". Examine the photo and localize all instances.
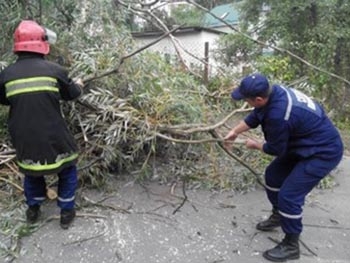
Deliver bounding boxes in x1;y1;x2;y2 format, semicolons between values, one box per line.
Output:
12;156;350;263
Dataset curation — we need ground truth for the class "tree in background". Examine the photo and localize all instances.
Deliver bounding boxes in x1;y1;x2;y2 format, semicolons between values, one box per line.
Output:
217;0;350;118
170;4;205;27
138;2;205;30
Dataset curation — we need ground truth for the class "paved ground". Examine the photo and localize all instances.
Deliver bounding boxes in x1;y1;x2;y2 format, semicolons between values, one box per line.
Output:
11;156;350;263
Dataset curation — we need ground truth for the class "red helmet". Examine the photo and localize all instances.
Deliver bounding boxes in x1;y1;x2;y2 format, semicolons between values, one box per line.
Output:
13;20;50;55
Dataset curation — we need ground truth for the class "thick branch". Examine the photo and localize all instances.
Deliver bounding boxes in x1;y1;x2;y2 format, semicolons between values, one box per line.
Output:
158;103;252;135
155;132;245;145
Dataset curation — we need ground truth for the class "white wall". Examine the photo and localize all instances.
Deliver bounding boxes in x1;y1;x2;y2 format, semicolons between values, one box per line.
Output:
133;30;223;75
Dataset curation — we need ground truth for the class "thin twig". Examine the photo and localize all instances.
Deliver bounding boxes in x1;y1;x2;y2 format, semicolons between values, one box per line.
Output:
82;196;131;214
248;232;259;248
0;149;16;155
73;102;88;142
209;130;264;186
77;157;104;171
4;162;20;176
299;239;318;257
172;179;188;215
62;230;107;246
0;177;23;192
0;155;16;165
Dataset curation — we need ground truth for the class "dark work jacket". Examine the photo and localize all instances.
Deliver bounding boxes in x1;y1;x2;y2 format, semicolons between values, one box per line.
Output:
0;53;82;176
244;85;343;159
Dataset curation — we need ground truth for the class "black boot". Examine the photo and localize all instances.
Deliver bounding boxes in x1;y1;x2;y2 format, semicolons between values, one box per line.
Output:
60;208;76;229
26;205;41;224
256;209;281;231
263;234;300;262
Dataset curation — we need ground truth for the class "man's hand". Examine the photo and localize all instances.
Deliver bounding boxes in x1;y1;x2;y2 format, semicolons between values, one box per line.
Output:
223;130;238;150
246;138;263;151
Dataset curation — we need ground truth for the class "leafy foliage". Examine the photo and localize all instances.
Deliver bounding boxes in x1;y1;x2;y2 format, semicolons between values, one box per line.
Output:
0;199;40;261
255;55;298;83
170;5;205;27
215;32;262;66
237;0;350;115
69;50;211;183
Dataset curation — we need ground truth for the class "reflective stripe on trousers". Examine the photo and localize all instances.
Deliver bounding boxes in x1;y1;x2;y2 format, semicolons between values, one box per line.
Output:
264;154;342;234
24;165;78;209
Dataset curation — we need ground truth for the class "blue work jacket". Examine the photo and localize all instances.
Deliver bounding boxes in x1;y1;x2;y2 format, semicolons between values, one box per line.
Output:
244;85;343;158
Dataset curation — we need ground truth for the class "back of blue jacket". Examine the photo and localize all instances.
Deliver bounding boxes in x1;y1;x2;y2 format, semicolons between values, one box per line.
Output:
244;85;343;158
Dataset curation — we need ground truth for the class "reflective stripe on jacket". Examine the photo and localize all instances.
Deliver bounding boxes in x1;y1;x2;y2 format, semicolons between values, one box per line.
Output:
0;53;82;176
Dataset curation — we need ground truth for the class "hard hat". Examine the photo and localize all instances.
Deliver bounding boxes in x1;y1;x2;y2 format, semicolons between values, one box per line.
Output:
13;20;57;55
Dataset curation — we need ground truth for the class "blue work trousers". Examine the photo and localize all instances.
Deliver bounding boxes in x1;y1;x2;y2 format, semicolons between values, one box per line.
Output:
264;153;342;234
24;165;78;210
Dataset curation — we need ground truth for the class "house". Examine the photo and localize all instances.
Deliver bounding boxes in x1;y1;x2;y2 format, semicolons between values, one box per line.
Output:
131;3;243;76
202;3;240;33
131;26;226;75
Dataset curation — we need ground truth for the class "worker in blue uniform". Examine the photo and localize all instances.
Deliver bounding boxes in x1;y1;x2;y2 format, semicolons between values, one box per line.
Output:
224;73;343;262
0;20;83;229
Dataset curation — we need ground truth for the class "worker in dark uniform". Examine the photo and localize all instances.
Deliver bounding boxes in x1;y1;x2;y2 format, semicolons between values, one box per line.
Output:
224;73;343;262
0;20;83;229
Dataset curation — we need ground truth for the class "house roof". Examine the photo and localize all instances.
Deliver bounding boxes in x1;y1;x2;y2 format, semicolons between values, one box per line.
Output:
131;26;226;38
203;3;240;28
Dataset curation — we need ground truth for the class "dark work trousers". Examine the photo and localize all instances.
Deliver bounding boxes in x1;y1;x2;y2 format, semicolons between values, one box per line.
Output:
24;165;78;210
264;153;342;234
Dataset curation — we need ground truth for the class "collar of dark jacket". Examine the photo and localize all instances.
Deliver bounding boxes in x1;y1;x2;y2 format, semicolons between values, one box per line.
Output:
16;52;45;60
